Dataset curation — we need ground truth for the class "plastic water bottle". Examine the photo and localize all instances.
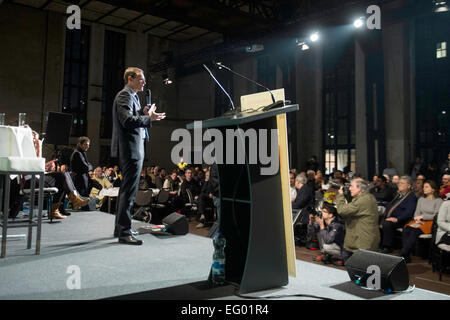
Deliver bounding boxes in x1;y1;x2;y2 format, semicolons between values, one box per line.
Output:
23;201;30;213
211;231;226;285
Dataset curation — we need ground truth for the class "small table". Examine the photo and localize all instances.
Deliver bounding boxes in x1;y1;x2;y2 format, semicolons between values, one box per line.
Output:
0;125;45;258
0;170;44;258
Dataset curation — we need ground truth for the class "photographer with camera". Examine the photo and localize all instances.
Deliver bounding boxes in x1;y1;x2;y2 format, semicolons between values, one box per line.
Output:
309;203;345;266
335;178;380;262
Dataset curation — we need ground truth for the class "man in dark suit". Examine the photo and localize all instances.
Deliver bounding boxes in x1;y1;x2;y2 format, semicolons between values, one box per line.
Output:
111;67;166;245
70;136;92;197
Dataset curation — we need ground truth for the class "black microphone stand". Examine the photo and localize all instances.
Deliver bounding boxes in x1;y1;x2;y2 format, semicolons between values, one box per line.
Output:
215;62;284;111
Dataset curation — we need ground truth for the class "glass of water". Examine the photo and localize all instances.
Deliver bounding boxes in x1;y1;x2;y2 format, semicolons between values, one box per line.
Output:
18;113;26;127
0;113;5;126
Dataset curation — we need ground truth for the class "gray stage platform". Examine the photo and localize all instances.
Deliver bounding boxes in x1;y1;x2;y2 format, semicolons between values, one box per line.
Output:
0;210;449;300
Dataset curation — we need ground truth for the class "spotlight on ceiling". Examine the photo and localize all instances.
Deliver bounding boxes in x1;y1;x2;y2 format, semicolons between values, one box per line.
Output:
296;40;310;51
309;32;320;42
433;0;449;12
163;76;172;85
353;17;365;28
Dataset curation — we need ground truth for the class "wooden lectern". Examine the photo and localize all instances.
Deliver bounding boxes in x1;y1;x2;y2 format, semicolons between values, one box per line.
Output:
187;104;298;294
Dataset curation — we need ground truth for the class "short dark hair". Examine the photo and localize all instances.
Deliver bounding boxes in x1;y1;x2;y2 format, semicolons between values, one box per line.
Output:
322;202;337;216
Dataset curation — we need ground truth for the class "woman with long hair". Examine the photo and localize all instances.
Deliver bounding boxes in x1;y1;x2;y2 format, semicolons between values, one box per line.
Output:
399;180;443;262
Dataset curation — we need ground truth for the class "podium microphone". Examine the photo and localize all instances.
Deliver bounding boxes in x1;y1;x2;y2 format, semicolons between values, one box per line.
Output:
202;64;237;116
215;62;284;111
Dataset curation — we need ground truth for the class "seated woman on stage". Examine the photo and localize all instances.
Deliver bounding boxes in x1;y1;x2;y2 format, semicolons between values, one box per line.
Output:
399;180;443;262
28;130;89;220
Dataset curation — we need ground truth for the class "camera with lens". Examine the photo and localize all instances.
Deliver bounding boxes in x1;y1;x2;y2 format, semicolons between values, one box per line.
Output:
329;181;351;198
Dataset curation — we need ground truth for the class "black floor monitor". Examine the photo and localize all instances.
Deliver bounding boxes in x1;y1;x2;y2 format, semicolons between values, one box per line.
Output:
44;112;72;145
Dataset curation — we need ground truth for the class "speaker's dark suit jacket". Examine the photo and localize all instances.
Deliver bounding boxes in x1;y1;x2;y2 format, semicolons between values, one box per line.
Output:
111;85;151;235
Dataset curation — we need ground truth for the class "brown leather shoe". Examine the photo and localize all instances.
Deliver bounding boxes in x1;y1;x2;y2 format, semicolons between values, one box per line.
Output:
68;192;90;209
49;203;66;220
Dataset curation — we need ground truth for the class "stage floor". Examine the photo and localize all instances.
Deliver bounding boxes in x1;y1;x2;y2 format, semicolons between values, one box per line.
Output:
0;210;449;300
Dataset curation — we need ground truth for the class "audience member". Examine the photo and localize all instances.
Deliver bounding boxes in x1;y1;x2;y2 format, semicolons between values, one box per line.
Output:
196;170;218;228
90;167;113;208
436;198;450;245
163;169;182;197
410;156;425;180
179;167;200;208
290;172;297;202
309;203;345;266
414;176;425;198
392;175;400;186
370;175;395;204
335;178;380;262
383;161;398;179
306;155;319;172
154;167;167;189
440;174;450;200
380;176;417;254
423;162;440;185
400;180;443;262
441;152;450;175
70;136;93;197
292;174;314;224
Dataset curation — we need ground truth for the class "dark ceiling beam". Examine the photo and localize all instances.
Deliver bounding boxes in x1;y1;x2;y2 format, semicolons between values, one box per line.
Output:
39;0;53;9
162;25;192;39
183;30;213;43
94;0;273;36
142;19;169;33
94;6;120;22
120;12;146;27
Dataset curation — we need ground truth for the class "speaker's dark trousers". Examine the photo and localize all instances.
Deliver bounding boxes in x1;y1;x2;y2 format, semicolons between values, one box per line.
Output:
115;156;143;236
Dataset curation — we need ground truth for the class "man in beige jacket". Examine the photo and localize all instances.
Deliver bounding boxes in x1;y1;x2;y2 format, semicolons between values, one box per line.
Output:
90;167;113;208
335;178;380;262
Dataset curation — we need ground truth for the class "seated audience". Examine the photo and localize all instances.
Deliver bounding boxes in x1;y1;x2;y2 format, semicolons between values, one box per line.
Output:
155;167;167;189
370;175;396;204
440;174;450;200
436;197;450;245
163;169;183;197
90;167;113;208
196;170;218;228
392;175;400;186
292;174;314;224
335;178;380;262
414;176;425;198
400;180;443;262
441;152;450;175
290;172;297;202
380;176;417;254
27;131;89;219
383;161;398;180
309;203;345;266
177;168;200;211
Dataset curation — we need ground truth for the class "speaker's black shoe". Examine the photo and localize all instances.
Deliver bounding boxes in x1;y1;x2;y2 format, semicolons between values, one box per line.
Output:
381;247;393;254
114;228;138;238
118;235;143;245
